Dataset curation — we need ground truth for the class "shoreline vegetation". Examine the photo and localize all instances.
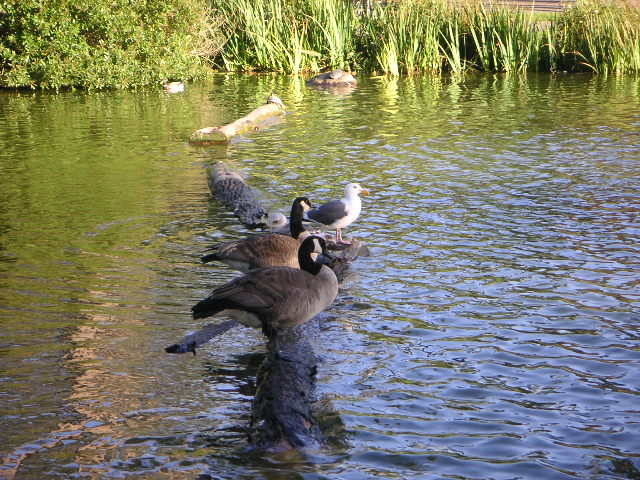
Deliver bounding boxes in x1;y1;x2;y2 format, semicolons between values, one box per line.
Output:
1;0;638;90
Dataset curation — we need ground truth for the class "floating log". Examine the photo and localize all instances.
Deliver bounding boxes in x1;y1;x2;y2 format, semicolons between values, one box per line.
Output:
306;70;357;88
190;96;286;145
326;240;370;283
207;162;269;229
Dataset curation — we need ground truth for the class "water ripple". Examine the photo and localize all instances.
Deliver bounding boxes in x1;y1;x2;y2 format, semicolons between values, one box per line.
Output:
2;75;640;479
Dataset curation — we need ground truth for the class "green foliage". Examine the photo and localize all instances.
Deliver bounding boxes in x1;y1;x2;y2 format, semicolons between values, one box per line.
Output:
361;1;443;74
557;0;640;73
204;0;640;76
2;0;639;87
0;0;215;89
209;0;357;73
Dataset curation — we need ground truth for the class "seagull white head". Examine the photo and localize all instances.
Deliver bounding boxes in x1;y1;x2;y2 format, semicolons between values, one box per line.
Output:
267;212;288;229
345;182;370;197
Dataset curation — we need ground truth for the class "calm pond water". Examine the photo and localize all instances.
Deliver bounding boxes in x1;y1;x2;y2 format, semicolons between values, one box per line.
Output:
1;73;639;479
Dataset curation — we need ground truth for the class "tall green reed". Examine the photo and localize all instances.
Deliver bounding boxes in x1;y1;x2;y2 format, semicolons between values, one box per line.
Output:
306;0;358;69
558;0;640;74
207;0;640;75
440;12;467;74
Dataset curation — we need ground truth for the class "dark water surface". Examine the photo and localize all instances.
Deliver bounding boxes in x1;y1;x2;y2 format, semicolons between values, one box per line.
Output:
1;74;639;479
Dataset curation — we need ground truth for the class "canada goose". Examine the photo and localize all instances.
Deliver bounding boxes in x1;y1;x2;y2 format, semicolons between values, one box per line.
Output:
163;81;184;93
201;197;312;272
191;236;338;336
304;182;369;245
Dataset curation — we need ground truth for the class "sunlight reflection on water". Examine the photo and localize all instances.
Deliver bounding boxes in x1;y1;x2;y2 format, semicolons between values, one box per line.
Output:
1;73;639;479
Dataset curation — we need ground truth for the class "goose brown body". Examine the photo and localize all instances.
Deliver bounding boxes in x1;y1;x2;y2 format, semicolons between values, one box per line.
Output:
201;197;312;272
191;236;338;334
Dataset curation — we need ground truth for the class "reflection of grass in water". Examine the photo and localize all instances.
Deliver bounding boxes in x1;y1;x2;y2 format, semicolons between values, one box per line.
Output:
208;0;640;75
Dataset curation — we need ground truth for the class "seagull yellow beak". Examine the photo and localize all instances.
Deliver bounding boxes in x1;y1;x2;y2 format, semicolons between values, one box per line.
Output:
361;188;370;195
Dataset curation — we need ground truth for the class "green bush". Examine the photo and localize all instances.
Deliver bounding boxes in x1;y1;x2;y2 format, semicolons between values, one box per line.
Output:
0;0;216;89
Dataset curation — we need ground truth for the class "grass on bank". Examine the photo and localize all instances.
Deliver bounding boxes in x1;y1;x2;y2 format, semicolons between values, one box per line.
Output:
1;0;638;89
209;0;640;76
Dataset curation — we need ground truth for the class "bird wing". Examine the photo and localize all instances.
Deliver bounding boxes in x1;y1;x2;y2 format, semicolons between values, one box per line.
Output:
206;267;311;311
203;233;297;265
191;266;335;322
305;199;347;226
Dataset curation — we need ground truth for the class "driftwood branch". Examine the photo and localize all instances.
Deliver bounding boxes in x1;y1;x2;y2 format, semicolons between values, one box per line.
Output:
165;320;238;355
190;99;285;145
207;162;269;229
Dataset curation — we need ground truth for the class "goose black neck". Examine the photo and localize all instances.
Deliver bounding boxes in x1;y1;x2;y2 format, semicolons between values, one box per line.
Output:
298;239;323;275
289;200;307;239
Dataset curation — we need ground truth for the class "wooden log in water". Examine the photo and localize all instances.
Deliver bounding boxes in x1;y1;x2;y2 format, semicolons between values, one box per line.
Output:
327;239;370;283
167;164;366;452
189;98;285;145
249;330;322;451
165;320;238;355
207;162;269;229
166;323;324;451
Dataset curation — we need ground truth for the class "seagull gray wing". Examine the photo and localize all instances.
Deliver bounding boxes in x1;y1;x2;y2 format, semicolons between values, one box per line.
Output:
305;199;347;226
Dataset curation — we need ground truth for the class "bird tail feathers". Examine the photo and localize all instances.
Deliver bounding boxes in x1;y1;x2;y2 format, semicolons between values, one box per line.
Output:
191;298;222;319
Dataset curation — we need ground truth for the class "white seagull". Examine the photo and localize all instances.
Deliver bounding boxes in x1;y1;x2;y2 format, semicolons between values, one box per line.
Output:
266;212;290;235
304;182;369;245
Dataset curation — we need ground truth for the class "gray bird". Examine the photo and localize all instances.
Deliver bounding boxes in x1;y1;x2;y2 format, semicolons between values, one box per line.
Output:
266;93;285;108
304;183;369;245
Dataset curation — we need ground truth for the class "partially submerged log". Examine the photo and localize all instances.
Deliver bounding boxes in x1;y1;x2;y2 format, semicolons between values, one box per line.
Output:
327;240;370;283
207;162;269;229
306;70;357;88
165;320;238;355
249;330;322;452
168;164;366;452
190;96;286;145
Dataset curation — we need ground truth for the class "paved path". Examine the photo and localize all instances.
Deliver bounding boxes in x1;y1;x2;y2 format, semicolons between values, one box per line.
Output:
491;0;573;12
493;0;638;12
503;0;570;11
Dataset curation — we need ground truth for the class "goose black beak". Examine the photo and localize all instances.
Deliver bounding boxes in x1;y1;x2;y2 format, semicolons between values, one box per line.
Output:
318;250;337;265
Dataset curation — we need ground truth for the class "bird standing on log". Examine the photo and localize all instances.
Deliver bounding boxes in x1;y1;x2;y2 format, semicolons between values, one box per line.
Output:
191;236;338;336
201;197;313;272
304;182;369;245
